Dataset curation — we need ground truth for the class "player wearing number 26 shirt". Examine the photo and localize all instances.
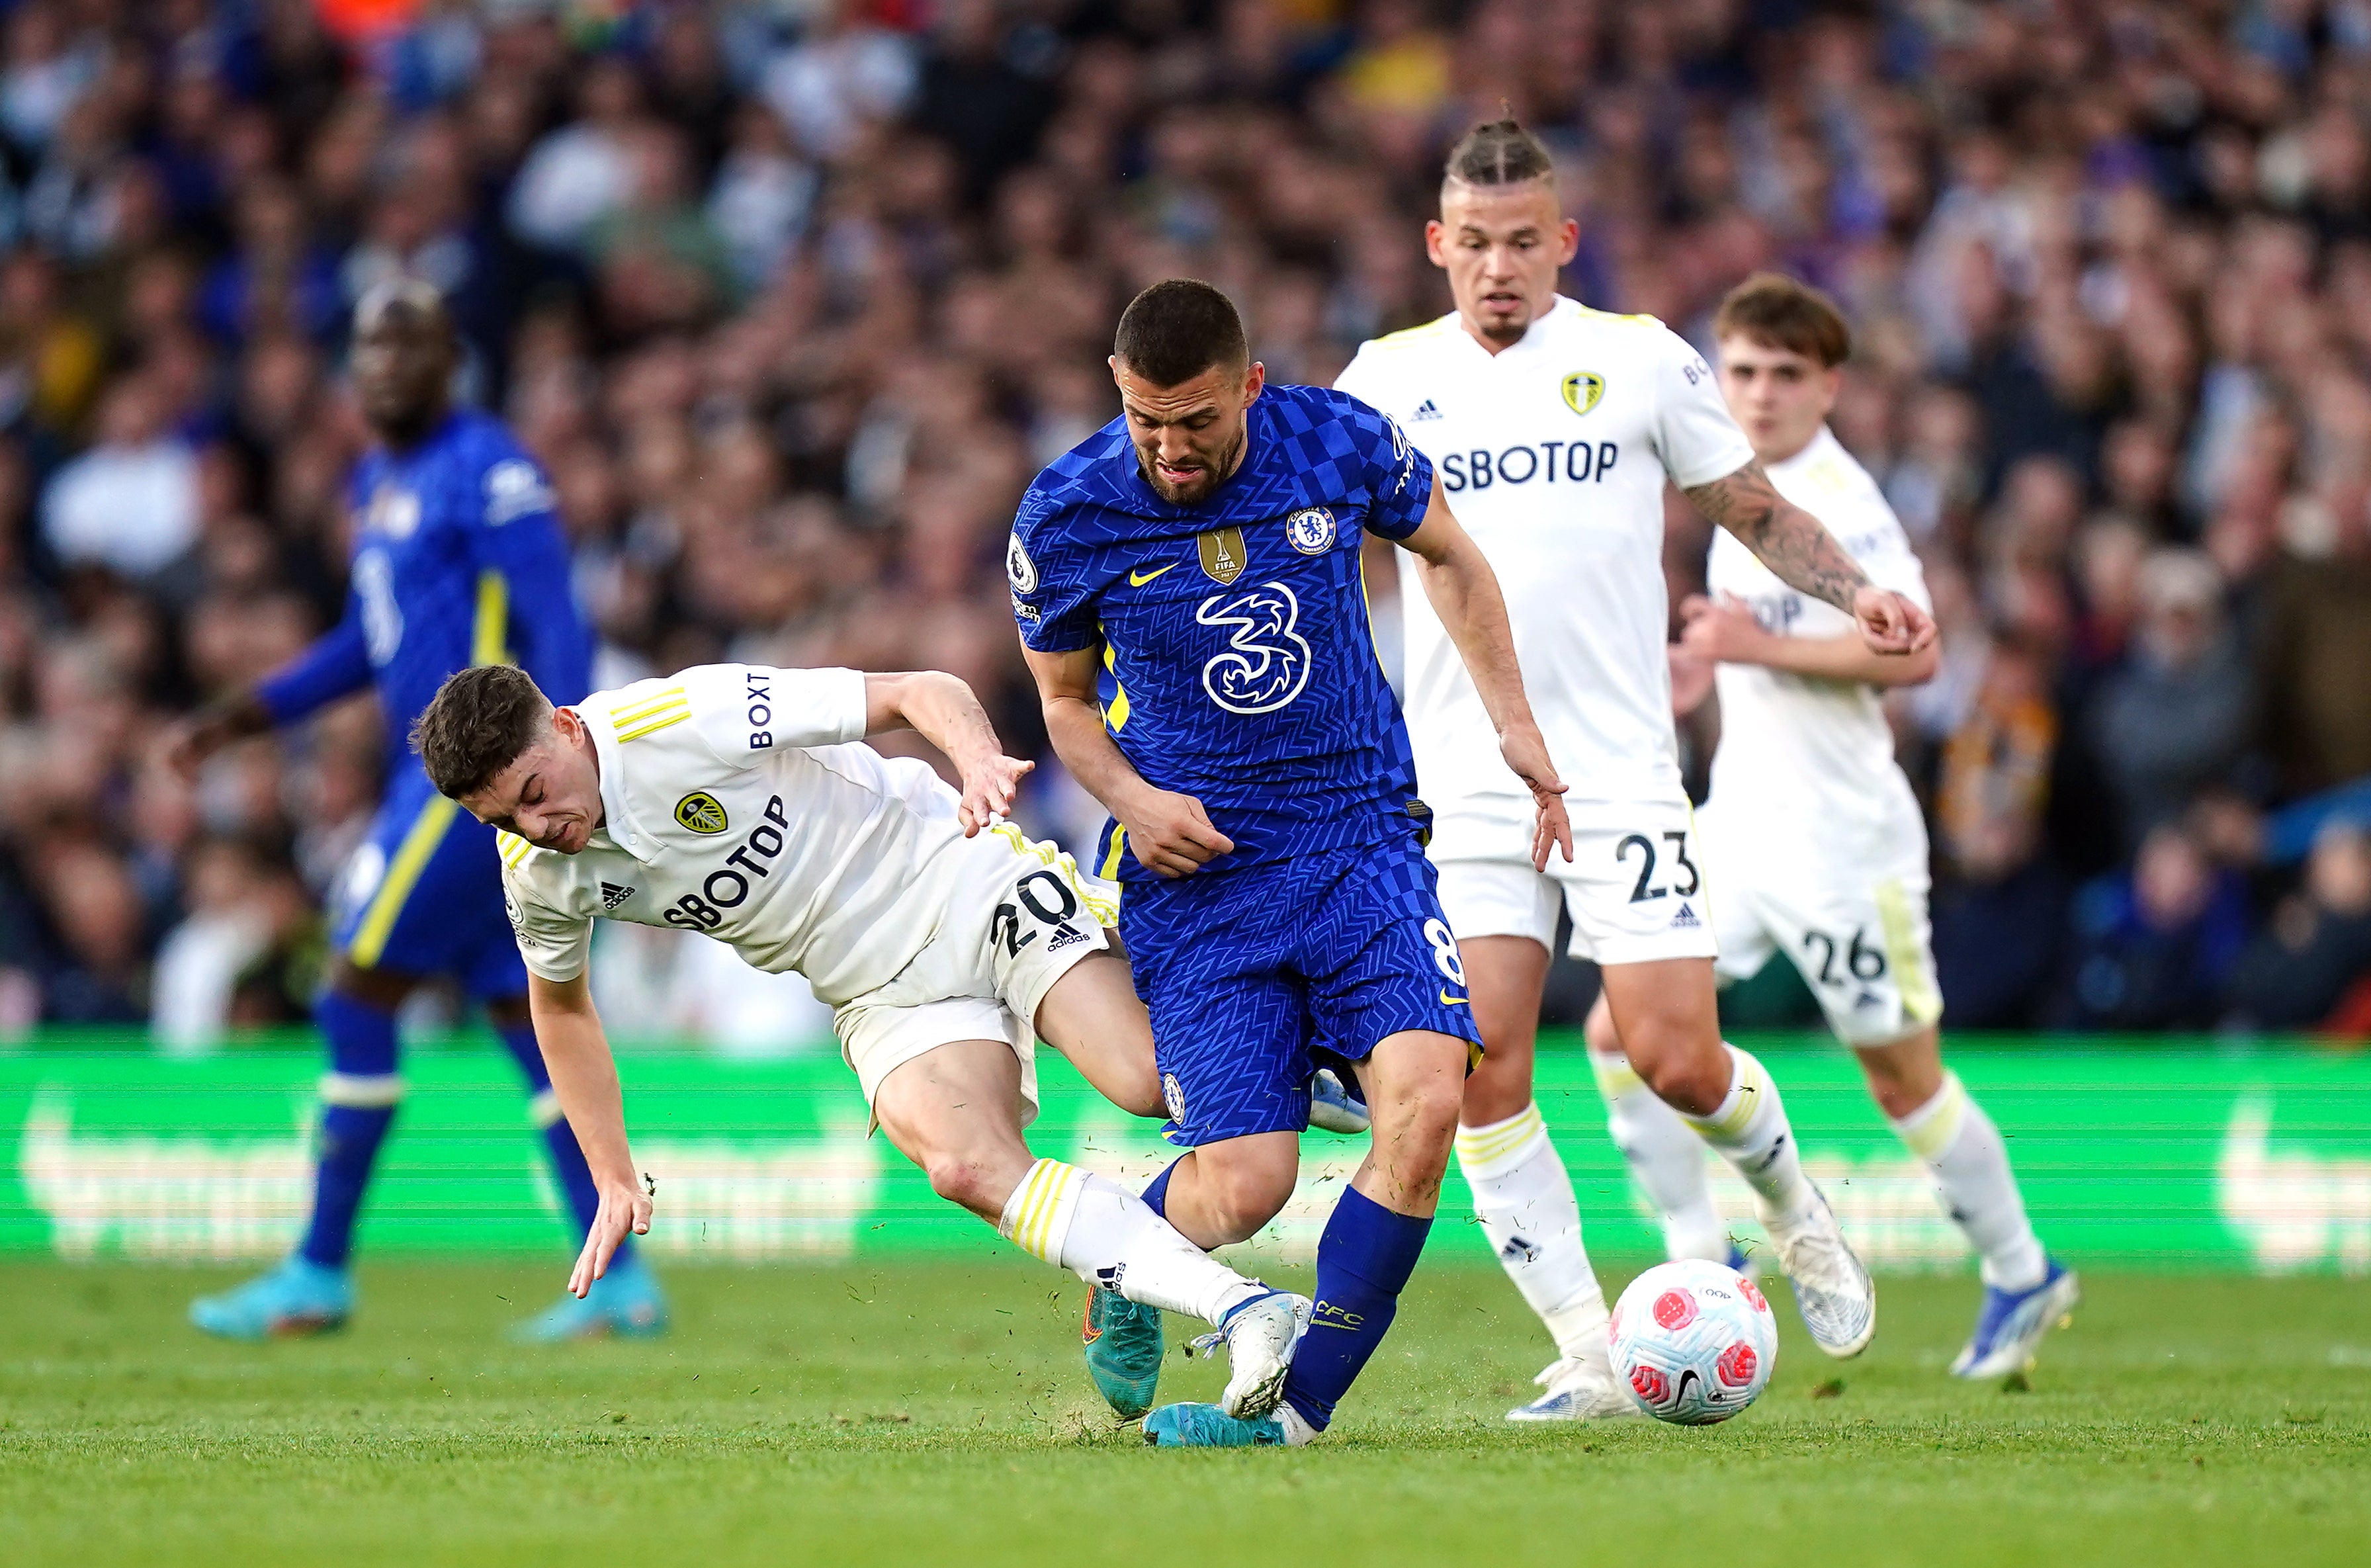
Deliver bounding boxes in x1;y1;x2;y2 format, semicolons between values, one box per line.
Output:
1015;280;1570;1448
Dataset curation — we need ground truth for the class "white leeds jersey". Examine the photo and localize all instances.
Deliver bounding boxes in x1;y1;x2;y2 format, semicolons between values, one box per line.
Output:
1336;298;1754;834
1704;425;1932;836
499;663;978;1004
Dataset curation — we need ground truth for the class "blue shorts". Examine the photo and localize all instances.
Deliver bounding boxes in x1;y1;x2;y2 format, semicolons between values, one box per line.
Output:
1121;834;1482;1147
328;765;527;1000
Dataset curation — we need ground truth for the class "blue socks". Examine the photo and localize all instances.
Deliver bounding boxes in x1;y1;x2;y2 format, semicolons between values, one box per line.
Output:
494;1018;631;1270
1281;1186;1432;1431
1139;1156;1186;1220
298;992;402;1268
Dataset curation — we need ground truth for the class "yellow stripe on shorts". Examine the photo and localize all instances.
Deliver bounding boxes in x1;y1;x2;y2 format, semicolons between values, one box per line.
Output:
347;795;460;969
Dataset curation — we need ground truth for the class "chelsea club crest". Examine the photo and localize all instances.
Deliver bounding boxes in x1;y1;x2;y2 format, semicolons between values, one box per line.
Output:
1284;506;1336;555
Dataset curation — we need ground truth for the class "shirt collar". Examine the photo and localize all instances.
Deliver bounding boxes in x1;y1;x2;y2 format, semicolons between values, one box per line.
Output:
580;705;654;863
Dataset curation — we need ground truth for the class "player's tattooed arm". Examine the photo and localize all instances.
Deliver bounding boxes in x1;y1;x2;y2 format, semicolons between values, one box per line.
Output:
862;670;1034;836
1020;644;1234;877
525;971;651;1298
1683;462;1936;656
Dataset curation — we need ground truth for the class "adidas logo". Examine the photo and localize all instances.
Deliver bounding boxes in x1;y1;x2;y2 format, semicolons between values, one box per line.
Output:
601;882;635;910
1670;902;1700;929
1411;398;1443;421
1498;1233;1539;1264
1046;922;1088;953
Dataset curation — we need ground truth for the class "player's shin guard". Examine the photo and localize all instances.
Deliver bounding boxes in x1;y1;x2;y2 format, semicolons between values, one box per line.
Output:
1677;1045;1816;1220
298;992;402;1269
1279;1186;1431;1432
999;1158;1263;1326
1590;1050;1730;1262
497;1020;633;1270
1454;1104;1611;1361
1890;1071;2048;1291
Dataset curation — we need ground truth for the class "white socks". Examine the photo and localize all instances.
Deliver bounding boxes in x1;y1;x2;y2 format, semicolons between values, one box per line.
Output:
1588;1050;1729;1261
1676;1044;1817;1220
1891;1072;2049;1291
996;1158;1264;1327
1454;1104;1612;1363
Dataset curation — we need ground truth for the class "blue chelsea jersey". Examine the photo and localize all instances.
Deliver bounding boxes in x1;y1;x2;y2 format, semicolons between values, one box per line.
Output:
1010;382;1435;883
257;408;593;757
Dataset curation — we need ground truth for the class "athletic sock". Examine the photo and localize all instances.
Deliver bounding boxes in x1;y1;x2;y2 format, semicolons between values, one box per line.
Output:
996;1158;1263;1325
1279;1186;1432;1432
1139;1156;1184;1219
1590;1050;1731;1262
298;992;402;1269
1453;1104;1611;1361
496;1018;634;1272
1889;1070;2048;1291
1677;1044;1817;1221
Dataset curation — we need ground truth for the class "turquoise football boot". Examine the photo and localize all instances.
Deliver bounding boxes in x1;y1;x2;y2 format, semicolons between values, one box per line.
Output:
1142;1401;1297;1447
509;1257;670;1342
1083;1282;1164;1418
189;1256;353;1341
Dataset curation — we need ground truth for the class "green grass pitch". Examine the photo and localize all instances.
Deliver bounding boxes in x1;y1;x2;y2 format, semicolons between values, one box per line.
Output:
3;1257;2366;1567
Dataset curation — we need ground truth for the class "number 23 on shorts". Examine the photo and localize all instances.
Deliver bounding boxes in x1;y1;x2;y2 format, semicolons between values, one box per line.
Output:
1614;830;1700;904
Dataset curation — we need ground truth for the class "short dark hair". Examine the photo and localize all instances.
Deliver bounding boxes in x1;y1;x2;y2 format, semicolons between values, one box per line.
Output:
1444;118;1555;189
1713;272;1853;368
413;664;552;799
1112;279;1248;388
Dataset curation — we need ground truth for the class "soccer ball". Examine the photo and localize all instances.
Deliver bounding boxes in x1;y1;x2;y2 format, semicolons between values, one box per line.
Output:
1608;1258;1778;1425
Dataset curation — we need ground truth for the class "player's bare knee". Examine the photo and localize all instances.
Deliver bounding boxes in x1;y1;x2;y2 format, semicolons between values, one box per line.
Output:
1635;1047;1731;1119
1196;1157;1296;1244
920;1151;1004;1216
1583;997;1623;1058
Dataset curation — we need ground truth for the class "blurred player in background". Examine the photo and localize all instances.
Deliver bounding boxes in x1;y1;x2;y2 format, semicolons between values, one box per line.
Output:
1337;120;1932;1420
411;662;1308;1422
1626;273;2077;1379
167;282;657;1342
1015;280;1569;1446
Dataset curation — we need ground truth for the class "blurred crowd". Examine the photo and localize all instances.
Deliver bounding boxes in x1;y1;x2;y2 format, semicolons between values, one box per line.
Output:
2;0;2370;1046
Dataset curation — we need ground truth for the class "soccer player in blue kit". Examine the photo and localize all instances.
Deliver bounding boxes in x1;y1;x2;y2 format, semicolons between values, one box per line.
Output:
171;281;664;1341
1013;281;1568;1446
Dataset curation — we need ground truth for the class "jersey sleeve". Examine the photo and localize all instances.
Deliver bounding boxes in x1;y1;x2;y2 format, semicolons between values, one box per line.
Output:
686;663;869;760
254;601;374;724
1651;327;1756;489
502;857;593;983
1008;488;1100;653
1339;392;1432;541
465;446;595;707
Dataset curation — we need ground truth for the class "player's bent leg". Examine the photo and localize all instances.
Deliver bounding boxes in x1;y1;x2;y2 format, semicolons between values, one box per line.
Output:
1584;992;1733;1266
1600;959;1875;1357
191;962;410;1341
1030;951;1162;1118
876;1042;1301;1419
1147;1131;1302;1250
1857;1027;2075;1376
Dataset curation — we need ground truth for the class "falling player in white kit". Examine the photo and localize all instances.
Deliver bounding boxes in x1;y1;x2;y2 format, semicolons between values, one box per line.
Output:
1336;120;1934;1420
1608;273;2078;1380
410;661;1307;1417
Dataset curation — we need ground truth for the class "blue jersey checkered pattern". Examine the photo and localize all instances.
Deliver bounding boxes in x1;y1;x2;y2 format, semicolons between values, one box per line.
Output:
257;408;592;987
1010;382;1434;885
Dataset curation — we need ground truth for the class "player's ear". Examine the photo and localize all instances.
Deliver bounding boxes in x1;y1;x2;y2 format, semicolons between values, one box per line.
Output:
1424;218;1447;268
1242;361;1266;404
1557;216;1579;266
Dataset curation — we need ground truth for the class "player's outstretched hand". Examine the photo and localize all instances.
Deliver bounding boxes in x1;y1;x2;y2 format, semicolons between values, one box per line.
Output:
568;1178;653;1299
1121;786;1234;878
1498;721;1573;871
1850;585;1936;656
957;753;1035;836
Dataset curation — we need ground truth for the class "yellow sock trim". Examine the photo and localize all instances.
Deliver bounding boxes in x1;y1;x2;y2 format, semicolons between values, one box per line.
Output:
1455;1103;1548;1173
1000;1158;1084;1263
1681;1047;1770;1142
1588;1051;1645;1098
1893;1071;1969;1163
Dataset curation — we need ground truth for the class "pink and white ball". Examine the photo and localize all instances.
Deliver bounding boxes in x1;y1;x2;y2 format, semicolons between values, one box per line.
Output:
1608;1258;1778;1424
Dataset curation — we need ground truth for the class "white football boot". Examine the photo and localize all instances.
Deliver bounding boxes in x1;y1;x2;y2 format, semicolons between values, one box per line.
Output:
1506;1353;1645;1422
1760;1184;1877;1358
1189;1289;1312;1419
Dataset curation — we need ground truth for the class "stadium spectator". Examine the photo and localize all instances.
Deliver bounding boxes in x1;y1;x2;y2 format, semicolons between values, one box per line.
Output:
2226;819;2371;1032
2085;549;2253;851
2054;824;2250;1033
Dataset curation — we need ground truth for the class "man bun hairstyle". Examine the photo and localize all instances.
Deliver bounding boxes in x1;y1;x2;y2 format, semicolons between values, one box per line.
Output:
413;664;553;801
1444;116;1556;189
1113;279;1248;388
1713;272;1853;369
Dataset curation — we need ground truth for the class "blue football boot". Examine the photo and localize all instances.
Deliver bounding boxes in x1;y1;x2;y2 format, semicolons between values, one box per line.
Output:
510;1257;670;1342
1083;1283;1164;1418
1142;1401;1303;1447
189;1256;353;1341
1951;1260;2079;1379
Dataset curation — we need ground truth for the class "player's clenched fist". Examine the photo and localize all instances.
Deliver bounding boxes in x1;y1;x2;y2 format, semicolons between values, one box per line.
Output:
1118;785;1235;879
569;1180;653;1299
1850;584;1936;656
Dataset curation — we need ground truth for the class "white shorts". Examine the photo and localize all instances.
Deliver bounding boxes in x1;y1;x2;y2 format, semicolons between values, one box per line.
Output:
1697;797;1942;1047
833;824;1117;1121
1430;790;1719;967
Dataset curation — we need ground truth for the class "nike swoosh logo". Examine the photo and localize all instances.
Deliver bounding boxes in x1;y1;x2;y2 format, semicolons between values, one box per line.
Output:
1127;563;1178;586
1440;990;1468;1007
